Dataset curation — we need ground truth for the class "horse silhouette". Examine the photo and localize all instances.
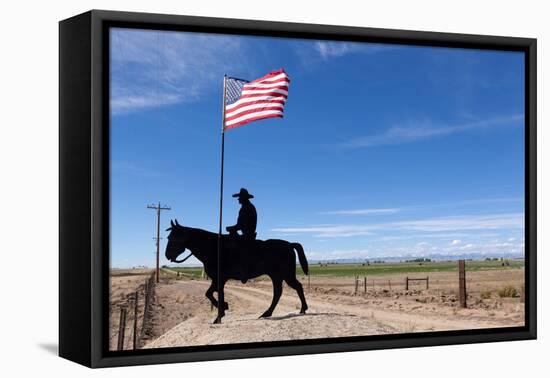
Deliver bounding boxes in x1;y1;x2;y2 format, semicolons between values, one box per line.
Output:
165;219;309;324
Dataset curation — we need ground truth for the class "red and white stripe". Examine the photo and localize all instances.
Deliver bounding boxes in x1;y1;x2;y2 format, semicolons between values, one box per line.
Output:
224;69;290;130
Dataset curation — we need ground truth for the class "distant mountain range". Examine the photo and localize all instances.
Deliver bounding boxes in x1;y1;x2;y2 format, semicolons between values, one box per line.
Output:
310;252;524;264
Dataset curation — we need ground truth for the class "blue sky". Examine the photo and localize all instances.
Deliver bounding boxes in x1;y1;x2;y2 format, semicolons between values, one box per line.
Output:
110;28;525;268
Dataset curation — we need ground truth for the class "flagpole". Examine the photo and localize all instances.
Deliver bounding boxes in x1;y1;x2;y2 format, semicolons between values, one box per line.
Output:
216;75;227;324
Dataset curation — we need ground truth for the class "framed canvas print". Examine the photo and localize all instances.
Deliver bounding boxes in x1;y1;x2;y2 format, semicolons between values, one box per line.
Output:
59;10;537;368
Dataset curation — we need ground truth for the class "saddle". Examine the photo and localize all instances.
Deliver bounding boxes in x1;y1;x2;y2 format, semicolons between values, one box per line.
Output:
224;234;258;250
223;234;259;283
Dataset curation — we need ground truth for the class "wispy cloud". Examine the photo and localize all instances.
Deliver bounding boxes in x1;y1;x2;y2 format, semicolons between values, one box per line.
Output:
110;28;249;115
306;249;371;260
111;93;182;114
343;114;523;148
314;41;393;59
392;213;523;233
273;224;375;238
272;212;523;238
112;160;163;178
320;207;401;216
317;197;522;218
373;233;500;242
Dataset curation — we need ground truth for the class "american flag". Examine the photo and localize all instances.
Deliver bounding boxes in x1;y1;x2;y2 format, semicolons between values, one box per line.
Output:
224;69;290;130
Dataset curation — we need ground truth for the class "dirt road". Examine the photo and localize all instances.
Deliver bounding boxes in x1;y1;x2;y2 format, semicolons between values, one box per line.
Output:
145;277;522;349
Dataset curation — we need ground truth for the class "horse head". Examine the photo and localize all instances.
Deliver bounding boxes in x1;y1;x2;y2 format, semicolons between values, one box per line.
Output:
165;219;192;263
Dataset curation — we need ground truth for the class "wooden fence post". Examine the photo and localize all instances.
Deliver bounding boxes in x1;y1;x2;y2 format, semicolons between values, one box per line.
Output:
388;280;391;291
520;285;525;303
117;307;127;351
354;275;358;295
364;277;367;293
458;259;467;308
133;291;138;349
426;276;429;290
405;277;409;291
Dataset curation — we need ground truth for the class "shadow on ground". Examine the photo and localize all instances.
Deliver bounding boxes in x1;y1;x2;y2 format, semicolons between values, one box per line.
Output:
267;312;357;321
38;343;58;355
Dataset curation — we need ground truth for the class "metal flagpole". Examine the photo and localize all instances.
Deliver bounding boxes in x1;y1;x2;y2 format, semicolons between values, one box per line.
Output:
216;75;227;323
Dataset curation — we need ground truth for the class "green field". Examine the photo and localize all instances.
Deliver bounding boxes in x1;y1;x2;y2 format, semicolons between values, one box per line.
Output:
165;259;524;278
304;259;524;277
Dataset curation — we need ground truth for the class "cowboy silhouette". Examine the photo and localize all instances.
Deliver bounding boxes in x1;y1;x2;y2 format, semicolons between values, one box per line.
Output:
226;188;257;240
226;188;257;284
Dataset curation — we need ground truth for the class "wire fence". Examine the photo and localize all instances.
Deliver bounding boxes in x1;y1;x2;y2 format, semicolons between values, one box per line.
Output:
114;272;156;351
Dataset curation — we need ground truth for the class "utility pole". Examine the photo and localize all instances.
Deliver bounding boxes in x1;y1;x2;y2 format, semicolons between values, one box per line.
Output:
147;202;171;283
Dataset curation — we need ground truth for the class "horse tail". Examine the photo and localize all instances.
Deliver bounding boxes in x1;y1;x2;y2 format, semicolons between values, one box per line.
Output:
292;243;309;275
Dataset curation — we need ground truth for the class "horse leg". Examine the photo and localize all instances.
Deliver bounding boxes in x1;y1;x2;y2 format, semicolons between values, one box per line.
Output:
205;282;219;308
213;280;228;324
205;281;229;310
205;282;217;307
285;277;308;314
259;278;283;318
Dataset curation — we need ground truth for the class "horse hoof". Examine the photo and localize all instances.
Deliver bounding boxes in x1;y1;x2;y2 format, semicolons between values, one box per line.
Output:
259;312;272;319
300;310;307;315
213;317;222;324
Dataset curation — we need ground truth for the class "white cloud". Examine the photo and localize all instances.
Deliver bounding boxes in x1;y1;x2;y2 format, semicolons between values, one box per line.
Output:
374;233;494;242
451;239;461;245
272;212;524;238
111;160;163;178
343;114;523;148
307;249;371;260
319;207;401;216
441;240;525;256
305;237;525;260
393;213;523;233
415;242;431;253
314;41;393;59
110;93;182;114
318;197;523;218
272;224;374;238
110;28;249;115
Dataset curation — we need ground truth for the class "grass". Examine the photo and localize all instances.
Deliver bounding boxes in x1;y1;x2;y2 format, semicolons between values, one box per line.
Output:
303;259;524;277
164;259;524;278
480;290;492;299
497;284;519;298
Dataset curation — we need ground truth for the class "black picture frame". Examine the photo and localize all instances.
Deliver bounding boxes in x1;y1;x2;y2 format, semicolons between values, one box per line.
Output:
59;9;537;368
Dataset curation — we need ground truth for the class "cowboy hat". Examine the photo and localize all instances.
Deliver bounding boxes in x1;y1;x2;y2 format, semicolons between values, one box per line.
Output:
232;188;254;199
